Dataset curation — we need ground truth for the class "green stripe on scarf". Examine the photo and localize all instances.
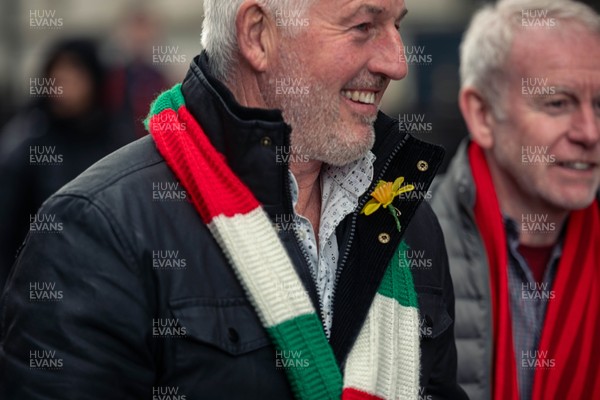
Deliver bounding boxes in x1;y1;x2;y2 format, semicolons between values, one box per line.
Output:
268;314;342;399
144;83;185;131
378;241;418;308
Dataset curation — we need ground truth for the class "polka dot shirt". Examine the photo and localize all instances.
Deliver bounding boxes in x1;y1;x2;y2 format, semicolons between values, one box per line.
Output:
289;151;375;338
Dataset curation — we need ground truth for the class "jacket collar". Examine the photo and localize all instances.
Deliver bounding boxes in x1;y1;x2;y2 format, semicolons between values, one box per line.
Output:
181;53;291;211
442;138;476;213
329;122;446;365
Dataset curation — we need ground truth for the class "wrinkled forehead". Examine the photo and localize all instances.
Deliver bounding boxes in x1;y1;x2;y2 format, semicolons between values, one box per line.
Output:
506;24;600;97
307;0;407;18
510;23;600;72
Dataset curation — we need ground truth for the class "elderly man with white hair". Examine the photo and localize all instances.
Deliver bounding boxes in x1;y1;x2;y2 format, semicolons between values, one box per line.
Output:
432;0;600;399
0;1;467;399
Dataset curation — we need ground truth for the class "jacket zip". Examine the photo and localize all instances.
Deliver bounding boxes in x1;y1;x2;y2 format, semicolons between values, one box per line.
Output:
329;131;410;325
282;130;410;336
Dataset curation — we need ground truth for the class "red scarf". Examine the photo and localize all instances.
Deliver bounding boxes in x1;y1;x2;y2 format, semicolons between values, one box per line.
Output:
468;142;600;400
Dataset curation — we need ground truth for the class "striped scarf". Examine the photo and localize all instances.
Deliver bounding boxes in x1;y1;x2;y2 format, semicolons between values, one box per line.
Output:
146;84;421;400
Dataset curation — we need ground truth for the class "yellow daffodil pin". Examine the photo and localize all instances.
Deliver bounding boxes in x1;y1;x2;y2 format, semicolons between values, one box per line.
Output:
361;177;415;232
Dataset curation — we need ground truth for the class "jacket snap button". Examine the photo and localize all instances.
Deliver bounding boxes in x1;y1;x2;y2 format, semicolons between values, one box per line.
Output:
378;233;391;244
417;160;429;172
261;136;272;147
228;327;239;343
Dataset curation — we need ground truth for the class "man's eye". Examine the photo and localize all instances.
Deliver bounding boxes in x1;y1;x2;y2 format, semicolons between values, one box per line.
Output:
354;23;371;32
545;99;568;109
541;97;574;115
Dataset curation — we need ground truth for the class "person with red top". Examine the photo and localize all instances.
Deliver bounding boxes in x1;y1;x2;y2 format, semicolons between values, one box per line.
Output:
0;1;467;399
432;0;600;399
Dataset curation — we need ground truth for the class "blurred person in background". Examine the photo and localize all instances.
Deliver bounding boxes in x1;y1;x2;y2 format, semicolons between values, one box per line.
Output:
0;38;130;290
431;0;600;399
105;8;170;139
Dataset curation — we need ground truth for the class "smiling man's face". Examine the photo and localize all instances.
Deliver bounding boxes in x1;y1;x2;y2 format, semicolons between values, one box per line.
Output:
260;0;408;166
488;23;600;211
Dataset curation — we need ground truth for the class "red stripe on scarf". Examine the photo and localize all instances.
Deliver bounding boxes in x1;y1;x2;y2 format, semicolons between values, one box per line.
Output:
468;142;600;400
468;143;519;400
341;388;385;400
149;107;260;223
532;203;600;399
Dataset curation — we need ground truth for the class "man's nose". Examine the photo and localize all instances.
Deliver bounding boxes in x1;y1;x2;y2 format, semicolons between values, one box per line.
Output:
568;103;600;148
368;27;408;81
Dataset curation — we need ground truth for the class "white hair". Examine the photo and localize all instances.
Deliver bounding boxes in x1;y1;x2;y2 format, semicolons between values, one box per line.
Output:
459;0;600;119
201;0;314;82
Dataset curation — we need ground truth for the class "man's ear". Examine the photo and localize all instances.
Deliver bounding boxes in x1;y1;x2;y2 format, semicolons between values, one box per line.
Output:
235;1;275;73
459;87;496;149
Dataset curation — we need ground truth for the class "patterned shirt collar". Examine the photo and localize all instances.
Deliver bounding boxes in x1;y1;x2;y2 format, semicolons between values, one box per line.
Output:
289;151;376;209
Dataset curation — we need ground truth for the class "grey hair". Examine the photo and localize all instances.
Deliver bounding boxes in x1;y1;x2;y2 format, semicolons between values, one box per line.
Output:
459;0;600;119
201;0;314;82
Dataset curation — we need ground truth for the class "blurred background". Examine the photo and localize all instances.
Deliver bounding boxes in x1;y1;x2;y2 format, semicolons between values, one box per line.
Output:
0;0;487;172
2;0;600;163
0;0;598;283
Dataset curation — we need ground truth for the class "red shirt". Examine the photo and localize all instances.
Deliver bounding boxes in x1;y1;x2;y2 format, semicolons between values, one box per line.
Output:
517;244;554;283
